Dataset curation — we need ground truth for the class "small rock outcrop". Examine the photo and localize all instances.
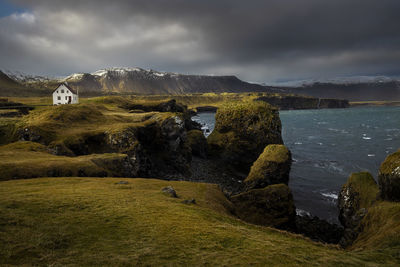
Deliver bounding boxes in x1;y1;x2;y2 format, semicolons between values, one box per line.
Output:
244;144;291;190
378;149;400;202
207;101;283;172
338;172;379;247
186;130;207;158
182;199;196;204
230;184;296;230
162;186;178;198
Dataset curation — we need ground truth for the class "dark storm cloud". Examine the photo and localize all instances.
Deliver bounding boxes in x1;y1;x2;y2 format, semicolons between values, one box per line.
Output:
1;0;400;82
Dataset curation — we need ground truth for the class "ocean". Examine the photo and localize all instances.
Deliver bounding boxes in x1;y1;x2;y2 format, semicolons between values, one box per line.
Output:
192;106;400;224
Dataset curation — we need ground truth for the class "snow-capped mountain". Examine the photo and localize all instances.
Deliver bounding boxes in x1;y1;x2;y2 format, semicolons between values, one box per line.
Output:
279;76;400;101
268;75;400;87
3;70;55;84
0;67;399;100
1;67;270;95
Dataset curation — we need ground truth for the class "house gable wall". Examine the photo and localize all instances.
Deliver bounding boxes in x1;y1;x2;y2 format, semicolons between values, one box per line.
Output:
52;84;79;105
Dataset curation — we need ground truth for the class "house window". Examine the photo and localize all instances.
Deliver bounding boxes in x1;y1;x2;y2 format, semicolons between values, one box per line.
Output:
61;89;64;93
57;96;61;100
65;96;68;100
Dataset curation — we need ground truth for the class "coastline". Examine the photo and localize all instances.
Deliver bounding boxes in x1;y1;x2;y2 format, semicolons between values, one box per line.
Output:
350;101;400;107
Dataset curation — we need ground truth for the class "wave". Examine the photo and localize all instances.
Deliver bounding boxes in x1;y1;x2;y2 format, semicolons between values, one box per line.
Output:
321;192;338;200
296;209;311;217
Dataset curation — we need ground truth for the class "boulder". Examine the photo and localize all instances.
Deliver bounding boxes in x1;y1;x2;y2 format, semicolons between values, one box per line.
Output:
378;149;400;201
338;172;379;247
162;186;178;198
182;199;196;204
230;184;296;230
207;101;283;172
186;130;207;158
244;144;291;190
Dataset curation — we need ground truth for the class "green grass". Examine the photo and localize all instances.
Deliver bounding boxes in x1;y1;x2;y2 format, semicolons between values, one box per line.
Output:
10;101;175;148
352;201;400;251
0;177;399;266
0;141;131;180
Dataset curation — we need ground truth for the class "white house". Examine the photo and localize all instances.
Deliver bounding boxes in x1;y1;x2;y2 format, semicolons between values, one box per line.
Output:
52;83;79;105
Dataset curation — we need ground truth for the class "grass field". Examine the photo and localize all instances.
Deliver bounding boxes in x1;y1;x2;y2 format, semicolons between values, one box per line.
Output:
1;177;399;266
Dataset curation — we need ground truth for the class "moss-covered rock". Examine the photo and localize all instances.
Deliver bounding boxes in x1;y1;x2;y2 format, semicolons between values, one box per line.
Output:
244;144;291;190
230;184;296;230
186;130;207;158
14;103;193;178
207;101;283;172
338;172;379;247
379;149;400;202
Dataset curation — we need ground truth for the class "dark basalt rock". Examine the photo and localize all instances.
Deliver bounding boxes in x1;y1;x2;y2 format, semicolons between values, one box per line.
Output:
207;101;283;172
244;144;291;191
182;199;196;204
230;184;296;230
378;149;400;202
295;215;343;244
337;172;379;247
124;99;186;113
186;130;208;158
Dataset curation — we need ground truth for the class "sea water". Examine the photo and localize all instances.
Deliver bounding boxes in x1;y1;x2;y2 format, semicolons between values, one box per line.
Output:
192;106;400;223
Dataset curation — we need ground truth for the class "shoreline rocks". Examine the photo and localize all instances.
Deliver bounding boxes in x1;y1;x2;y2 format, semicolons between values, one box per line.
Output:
295;215;343;244
337;172;379;247
230;184;296;231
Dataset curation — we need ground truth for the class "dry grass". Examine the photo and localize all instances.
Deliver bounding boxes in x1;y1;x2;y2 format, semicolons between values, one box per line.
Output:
0;177;399;266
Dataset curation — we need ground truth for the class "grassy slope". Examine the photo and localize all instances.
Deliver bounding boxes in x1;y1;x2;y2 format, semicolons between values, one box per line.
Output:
352;201;400;251
0;178;398;266
0;141;130;180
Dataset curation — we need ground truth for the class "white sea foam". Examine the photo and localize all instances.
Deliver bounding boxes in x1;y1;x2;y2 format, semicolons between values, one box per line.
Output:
362;136;372;140
367;154;375;157
294;142;303;145
321;192;338;200
296;209;311;217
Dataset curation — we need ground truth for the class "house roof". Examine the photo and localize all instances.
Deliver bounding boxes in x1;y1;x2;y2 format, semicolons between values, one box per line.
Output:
53;82;78;95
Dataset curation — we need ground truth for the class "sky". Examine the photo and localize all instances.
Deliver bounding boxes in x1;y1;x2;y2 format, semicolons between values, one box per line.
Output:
0;0;400;83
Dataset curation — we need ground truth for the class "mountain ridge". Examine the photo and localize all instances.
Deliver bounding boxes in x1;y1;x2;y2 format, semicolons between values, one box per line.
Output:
0;68;399;100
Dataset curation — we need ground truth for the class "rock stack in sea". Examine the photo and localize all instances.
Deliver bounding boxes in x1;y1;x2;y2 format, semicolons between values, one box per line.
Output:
207;101;283;172
208;101;295;230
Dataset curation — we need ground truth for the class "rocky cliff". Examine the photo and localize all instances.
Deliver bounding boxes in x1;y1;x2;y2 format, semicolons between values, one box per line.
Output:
207;101;283;172
255;95;349;109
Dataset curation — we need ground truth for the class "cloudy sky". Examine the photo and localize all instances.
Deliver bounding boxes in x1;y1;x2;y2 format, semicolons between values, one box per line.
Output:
0;0;399;83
